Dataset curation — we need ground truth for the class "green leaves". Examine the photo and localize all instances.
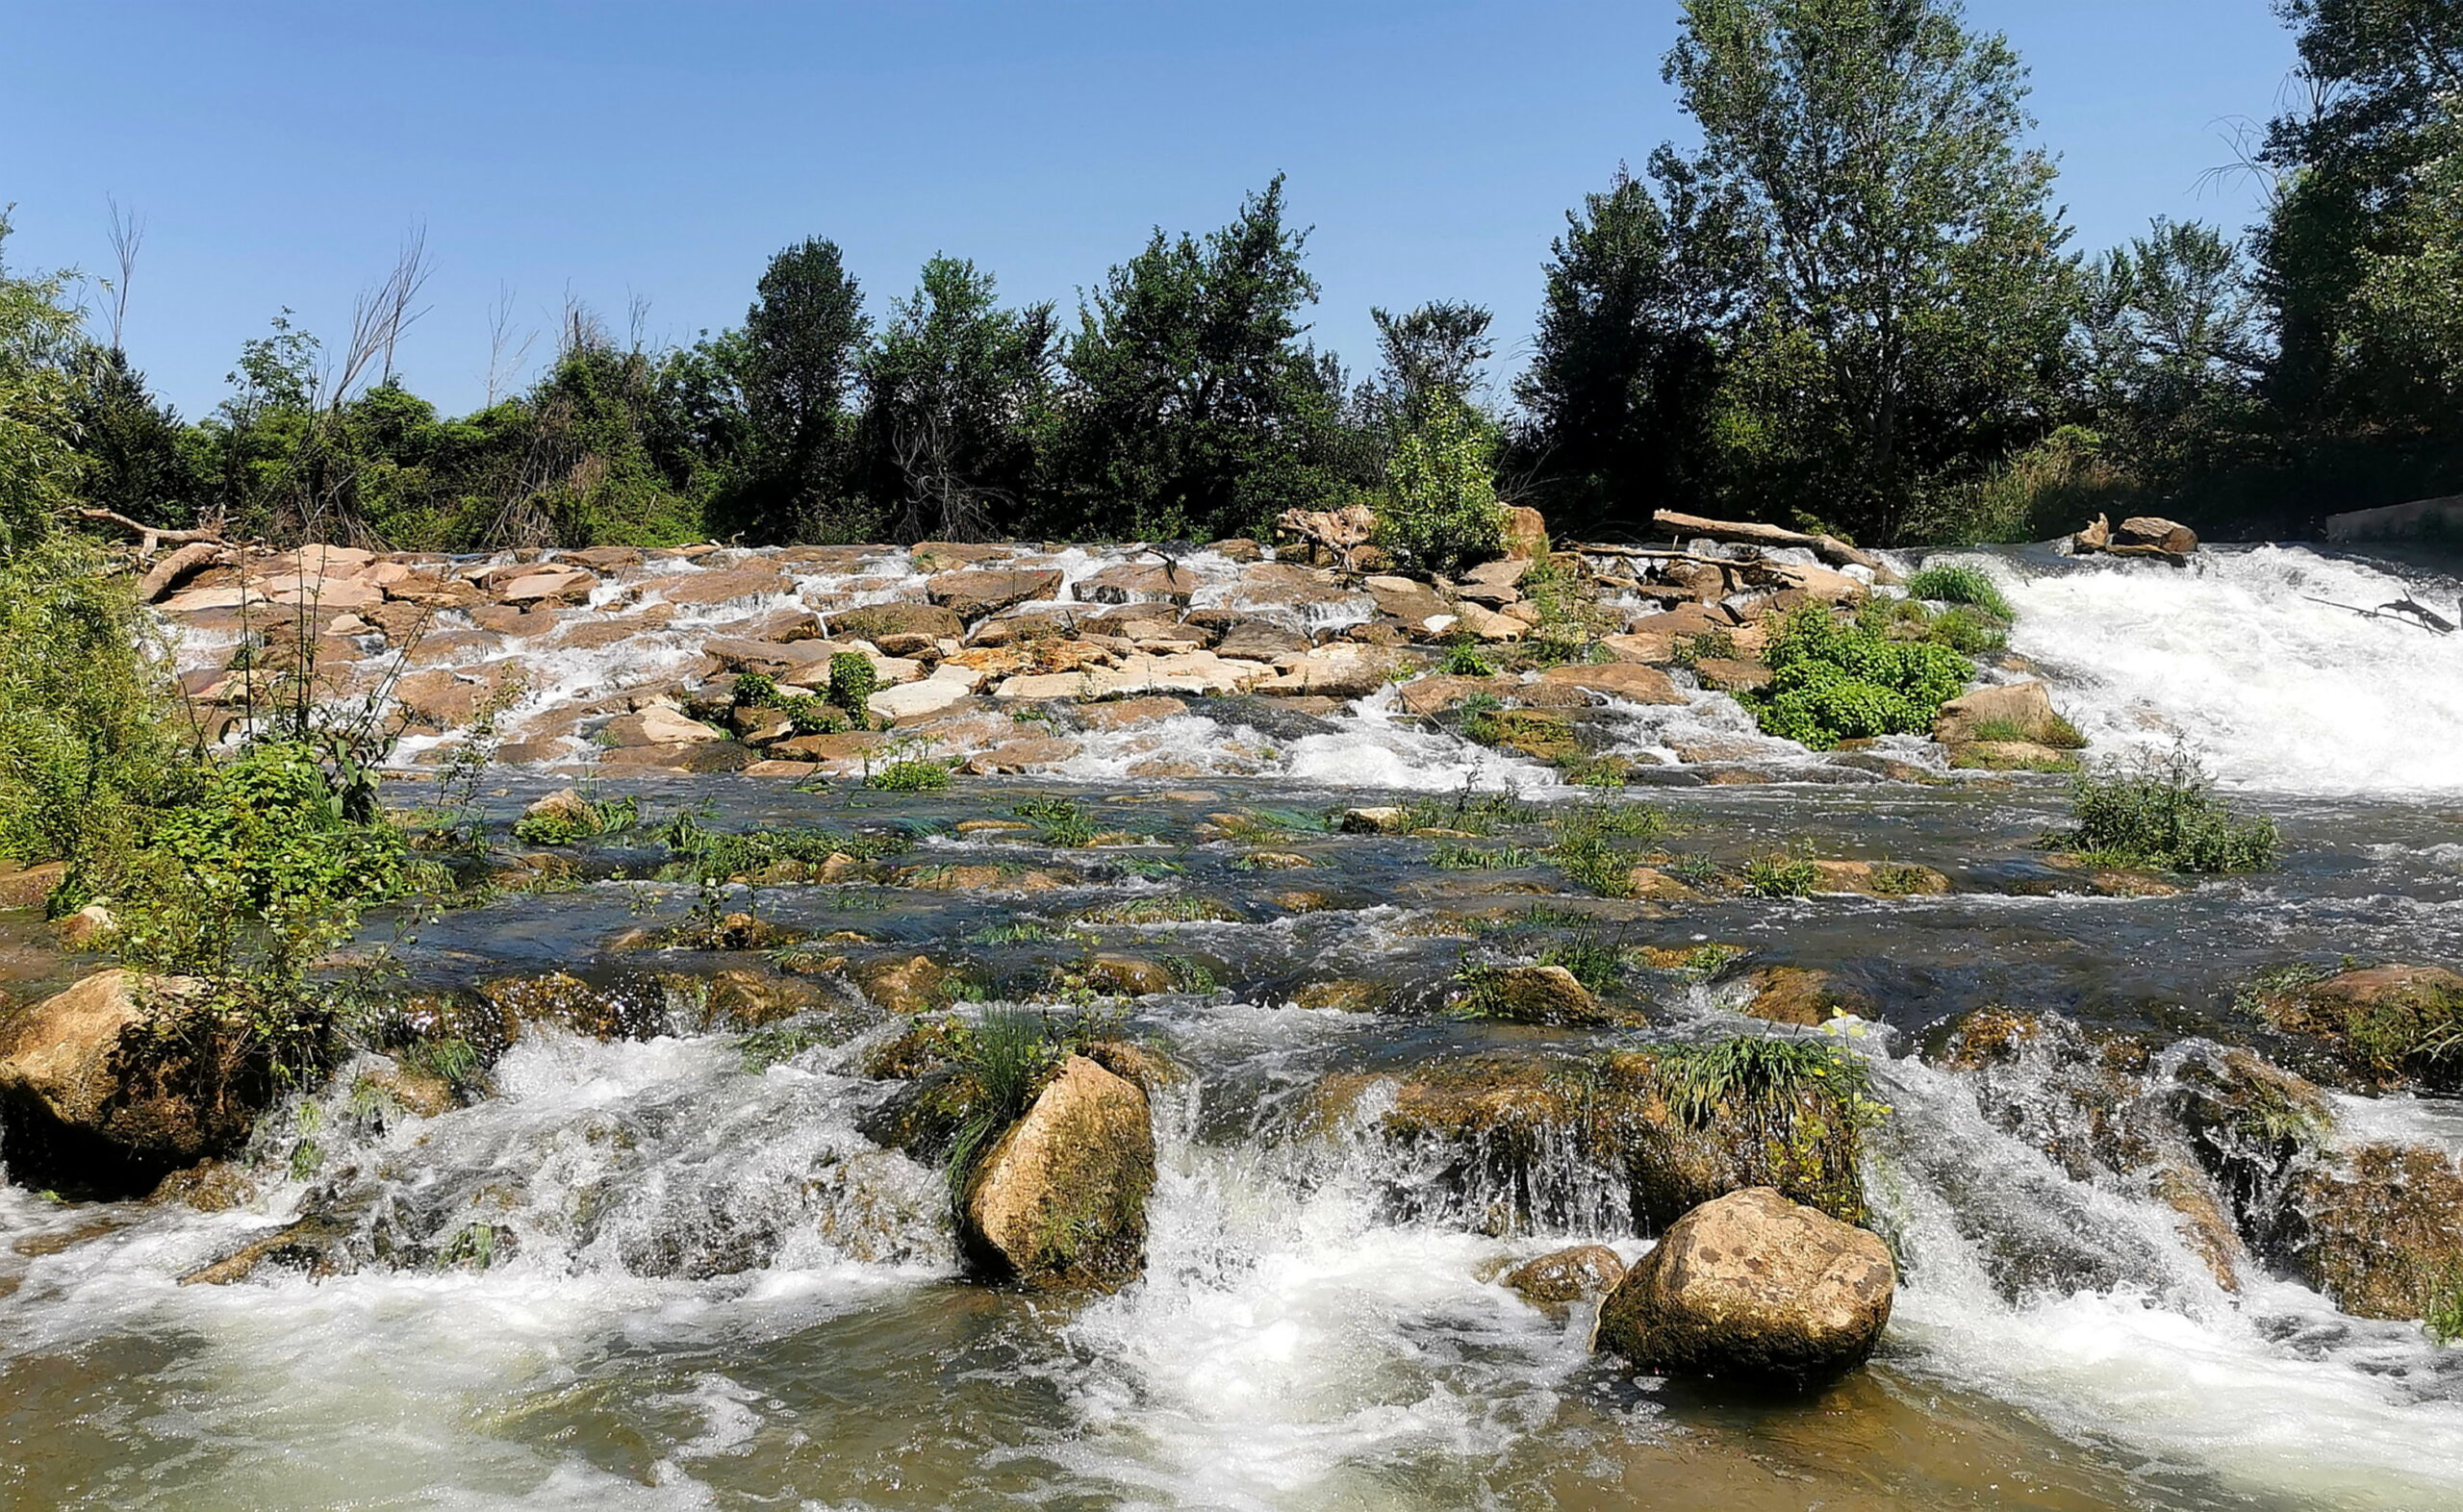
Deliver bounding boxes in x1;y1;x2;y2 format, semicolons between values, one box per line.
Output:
1375;396;1505;576
1748;603;1973;747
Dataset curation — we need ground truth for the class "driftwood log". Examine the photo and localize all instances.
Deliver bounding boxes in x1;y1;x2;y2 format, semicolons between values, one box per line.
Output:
1647;510;1885;574
76;508;226;555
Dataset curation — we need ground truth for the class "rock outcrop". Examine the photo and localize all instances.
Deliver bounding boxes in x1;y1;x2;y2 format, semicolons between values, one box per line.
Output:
0;970;223;1194
1593;1187;1895;1386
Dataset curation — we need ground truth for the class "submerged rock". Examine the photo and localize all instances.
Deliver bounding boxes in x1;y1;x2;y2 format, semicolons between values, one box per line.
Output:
959;1053;1156;1289
1594;1187;1894;1386
1504;1243;1627;1305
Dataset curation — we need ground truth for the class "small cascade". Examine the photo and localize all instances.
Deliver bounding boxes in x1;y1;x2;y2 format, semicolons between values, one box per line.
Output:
1944;544;2463;794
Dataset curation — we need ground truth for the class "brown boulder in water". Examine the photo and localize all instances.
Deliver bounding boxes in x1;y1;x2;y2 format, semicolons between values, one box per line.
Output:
1594;1186;1895;1386
1504;1243;1627;1304
0;970;226;1193
959;1054;1156;1289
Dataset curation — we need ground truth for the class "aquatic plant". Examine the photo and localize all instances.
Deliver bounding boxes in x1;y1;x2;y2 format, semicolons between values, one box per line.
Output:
1428;842;1537;869
1546;801;1666;897
1013;795;1097;847
1740;850;1822;898
2054;747;2277;873
659;814;913;880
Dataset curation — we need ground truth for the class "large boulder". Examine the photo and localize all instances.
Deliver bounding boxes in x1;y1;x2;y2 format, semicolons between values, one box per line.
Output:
959;1054;1156;1289
0;970;222;1193
1594;1187;1895;1386
1931;680;2074;747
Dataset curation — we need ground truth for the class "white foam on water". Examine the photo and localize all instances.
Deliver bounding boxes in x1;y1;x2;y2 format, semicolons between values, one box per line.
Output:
1873;1050;2463;1510
1943;545;2463;794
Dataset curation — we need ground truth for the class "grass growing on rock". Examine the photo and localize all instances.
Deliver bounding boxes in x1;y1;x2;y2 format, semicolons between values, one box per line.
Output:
2051;747;2278;874
1346;1035;1886;1230
1741;851;1822;898
659;813;914;880
865;757;957;793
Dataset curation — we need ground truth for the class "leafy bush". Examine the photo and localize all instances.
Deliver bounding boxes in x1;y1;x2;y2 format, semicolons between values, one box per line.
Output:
0;536;189;906
1440;643;1498;677
1375;397;1506;576
2053;747;2278;874
1902;563;2013;619
511;791;639;845
1747;605;1973;749
827;652;879;721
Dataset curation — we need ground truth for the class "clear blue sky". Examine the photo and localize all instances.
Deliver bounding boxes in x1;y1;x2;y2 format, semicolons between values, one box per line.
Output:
3;0;2298;419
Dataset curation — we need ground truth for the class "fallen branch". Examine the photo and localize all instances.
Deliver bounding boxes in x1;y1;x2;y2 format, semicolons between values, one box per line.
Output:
76;507;225;554
2299;593;2456;634
1648;510;1884;573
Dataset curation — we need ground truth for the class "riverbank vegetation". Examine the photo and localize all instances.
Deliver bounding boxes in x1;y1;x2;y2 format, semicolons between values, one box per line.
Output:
7;3;2458;559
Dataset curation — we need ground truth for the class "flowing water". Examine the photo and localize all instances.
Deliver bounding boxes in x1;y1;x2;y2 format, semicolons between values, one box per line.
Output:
6;540;2463;1509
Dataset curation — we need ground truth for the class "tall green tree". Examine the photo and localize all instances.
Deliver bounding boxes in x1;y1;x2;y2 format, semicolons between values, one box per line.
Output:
1662;0;2078;541
0;214;85;549
857;256;1057;542
2076;218;2269;489
1513;161;1740;535
1051;176;1349;540
732;238;867;540
2259;0;2463;434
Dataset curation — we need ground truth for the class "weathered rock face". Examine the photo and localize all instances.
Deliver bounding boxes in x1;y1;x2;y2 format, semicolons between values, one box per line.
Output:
1593;1187;1895;1386
927;568;1062;620
959;1054;1156;1289
0;970;227;1194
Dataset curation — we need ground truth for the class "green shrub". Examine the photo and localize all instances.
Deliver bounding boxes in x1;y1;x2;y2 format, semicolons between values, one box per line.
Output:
1440;643;1498;677
1374;397;1507;577
511;791;638;845
0;537;190;903
1747;605;1973;749
2053;748;2277;874
730;672;780;709
1673;629;1739;668
827;652;878;721
1903;563;2014;620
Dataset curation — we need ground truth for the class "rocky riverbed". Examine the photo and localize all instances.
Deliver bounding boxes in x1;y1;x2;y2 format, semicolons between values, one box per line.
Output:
4;531;2463;1509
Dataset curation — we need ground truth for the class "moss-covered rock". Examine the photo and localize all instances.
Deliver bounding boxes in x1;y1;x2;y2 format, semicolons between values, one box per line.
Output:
1460;964;1622;1027
958;1054;1155;1290
2250;965;2463;1091
1594;1187;1894;1386
1313;1040;1879;1236
2291;1143;2463;1322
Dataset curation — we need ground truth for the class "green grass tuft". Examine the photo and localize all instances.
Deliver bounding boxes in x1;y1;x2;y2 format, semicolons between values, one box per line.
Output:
1904;563;2014;620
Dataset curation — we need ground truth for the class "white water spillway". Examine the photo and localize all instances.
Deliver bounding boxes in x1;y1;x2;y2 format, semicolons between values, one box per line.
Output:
1954;543;2463;796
